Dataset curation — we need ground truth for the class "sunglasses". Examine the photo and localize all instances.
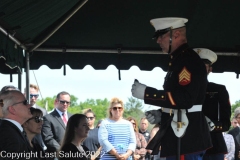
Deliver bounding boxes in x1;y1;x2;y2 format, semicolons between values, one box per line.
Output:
112;107;123;111
11;99;28;106
59;100;71;105
28;116;44;123
86;117;95;120
30;94;39;99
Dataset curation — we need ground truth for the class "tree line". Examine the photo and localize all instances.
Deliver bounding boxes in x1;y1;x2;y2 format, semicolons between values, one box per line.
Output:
37;95;240;130
37;96;146;126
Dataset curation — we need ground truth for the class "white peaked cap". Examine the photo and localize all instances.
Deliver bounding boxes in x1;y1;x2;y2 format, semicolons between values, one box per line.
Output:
150;17;188;31
193;48;218;64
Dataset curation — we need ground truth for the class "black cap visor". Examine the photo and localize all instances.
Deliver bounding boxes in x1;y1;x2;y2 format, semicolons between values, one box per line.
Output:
152;28;170;39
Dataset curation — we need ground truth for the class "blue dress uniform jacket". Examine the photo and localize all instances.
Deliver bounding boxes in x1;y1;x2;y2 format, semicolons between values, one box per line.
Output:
145;43;212;157
203;82;231;155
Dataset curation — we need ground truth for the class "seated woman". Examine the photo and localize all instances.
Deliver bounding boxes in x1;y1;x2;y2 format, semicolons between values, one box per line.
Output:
127;117;147;160
58;114;90;160
22;107;46;160
98;97;136;160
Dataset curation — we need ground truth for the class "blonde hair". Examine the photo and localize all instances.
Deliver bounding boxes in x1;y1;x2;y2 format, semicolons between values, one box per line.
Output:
108;97;124;118
82;108;96;117
24;84;39;93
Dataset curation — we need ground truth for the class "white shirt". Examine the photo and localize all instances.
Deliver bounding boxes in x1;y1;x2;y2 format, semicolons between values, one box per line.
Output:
223;132;235;160
56;108;68;121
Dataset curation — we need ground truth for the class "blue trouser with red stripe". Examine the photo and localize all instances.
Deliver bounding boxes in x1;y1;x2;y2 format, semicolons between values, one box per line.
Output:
166;151;205;160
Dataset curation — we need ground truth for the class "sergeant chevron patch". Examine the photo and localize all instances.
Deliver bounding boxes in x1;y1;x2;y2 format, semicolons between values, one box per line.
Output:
179;67;191;85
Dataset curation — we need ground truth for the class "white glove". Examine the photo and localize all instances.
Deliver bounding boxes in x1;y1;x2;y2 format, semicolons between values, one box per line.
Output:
145;110;162;124
205;116;215;131
131;79;146;99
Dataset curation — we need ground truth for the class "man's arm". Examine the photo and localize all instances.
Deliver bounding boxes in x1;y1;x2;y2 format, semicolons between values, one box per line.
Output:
218;85;231;131
41;115;60;152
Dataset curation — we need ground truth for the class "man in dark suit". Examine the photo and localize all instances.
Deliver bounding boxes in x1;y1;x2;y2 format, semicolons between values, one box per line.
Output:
0;90;33;160
193;48;231;160
41;91;72;159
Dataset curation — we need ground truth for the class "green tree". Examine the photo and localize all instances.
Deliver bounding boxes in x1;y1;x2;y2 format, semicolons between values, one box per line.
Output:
124;97;145;121
36;96;56;111
231;100;240;118
79;98;109;125
36;94;79;112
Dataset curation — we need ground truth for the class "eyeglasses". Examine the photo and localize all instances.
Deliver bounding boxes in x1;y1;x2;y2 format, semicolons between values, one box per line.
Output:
112;107;123;111
11;99;28;106
59;100;71;105
30;94;39;99
86;117;95;120
28;116;44;123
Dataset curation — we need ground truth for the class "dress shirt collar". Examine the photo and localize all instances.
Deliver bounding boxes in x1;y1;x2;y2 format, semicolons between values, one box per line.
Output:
56;108;68;119
3;118;23;132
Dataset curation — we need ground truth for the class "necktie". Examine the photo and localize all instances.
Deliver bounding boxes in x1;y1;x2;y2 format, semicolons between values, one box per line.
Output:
62;112;68;125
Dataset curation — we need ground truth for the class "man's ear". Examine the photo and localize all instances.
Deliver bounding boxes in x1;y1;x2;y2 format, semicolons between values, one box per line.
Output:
8;106;16;115
173;30;180;39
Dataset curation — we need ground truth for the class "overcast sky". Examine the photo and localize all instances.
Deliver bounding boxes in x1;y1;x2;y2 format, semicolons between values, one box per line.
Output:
1;65;240;111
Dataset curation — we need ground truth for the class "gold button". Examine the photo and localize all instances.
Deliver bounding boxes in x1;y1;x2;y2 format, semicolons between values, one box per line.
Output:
146;94;149;97
171;55;173;59
169;63;171;66
154;94;156;97
161;96;164;98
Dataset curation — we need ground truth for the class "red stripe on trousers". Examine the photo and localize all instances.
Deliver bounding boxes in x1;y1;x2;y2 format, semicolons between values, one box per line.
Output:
181;155;185;160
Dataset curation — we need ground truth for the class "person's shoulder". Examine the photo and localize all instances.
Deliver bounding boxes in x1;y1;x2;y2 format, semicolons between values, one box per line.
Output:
228;127;239;133
208;82;226;90
61;142;75;151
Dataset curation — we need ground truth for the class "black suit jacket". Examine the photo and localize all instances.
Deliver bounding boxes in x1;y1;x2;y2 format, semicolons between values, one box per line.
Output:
228;127;240;160
41;109;72;152
0;120;33;160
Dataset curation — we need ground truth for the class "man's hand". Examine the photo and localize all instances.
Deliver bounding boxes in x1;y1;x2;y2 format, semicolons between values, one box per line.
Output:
145;109;162;124
131;79;147;99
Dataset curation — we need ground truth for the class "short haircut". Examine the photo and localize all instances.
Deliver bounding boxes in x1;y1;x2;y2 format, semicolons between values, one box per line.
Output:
0;90;22;116
24;84;39;93
56;91;71;100
0;85;19;93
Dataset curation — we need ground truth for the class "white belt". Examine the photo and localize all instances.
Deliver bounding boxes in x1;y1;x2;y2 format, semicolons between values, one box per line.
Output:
162;105;202;113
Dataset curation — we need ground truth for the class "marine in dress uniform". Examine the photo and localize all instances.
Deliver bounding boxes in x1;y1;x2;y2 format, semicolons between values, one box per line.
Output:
131;17;212;160
194;48;231;160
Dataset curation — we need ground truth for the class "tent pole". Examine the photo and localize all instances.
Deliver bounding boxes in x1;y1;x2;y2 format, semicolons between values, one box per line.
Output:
24;50;30;102
17;69;22;92
34;47;239;56
0;25;27;50
29;0;88;52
